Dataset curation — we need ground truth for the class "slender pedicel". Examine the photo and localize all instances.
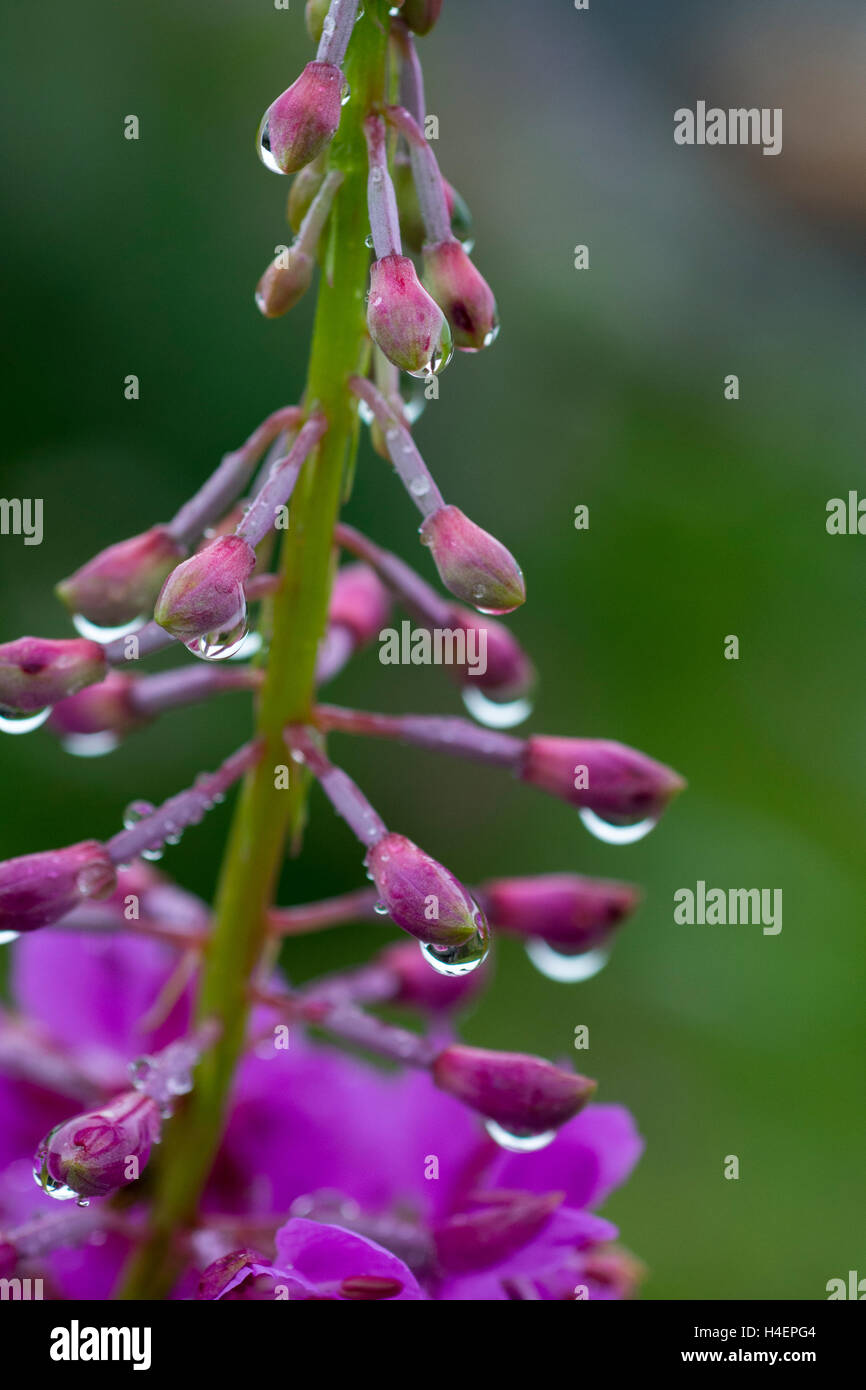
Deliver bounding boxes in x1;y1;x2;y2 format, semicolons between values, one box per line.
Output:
349;376;444;515
256;171;343;318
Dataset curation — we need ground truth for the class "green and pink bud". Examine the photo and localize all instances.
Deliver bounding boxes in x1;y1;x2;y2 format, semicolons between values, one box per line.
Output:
367;254;452;377
47;672;142;739
480;873;640;954
520;736;685;825
422;239;499;352
34;1091;161;1200
328;564;391;649
258;62;344;175
56;526;185;629
257;169;343;318
365;832;483;948
0;841;116;935
0;637;106;714
154;536;256;645
432;1044;597;1134
402;0;442;36
420;505;526;614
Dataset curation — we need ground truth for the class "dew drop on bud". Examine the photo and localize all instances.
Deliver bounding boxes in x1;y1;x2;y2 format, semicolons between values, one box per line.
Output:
578;808;659;845
525;939;611;984
187;614;249;662
484;1119;557;1154
33;1128;78;1201
373;901;389;916
340;79;351;107
462;686;532;730
123;800;156;830
0;706;52;735
61;732;121;758
72;613;145;642
420;916;490;977
0;930;20;946
257;118;285;176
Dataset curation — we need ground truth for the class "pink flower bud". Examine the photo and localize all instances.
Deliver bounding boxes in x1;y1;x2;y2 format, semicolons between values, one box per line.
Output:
255;248;315;318
422;239;499;352
34;1091;161;1200
402;0;442;36
434;1192;562;1274
432;1044;597;1134
380;939;485;1011
365;832;482;947
0;637;106;714
367;254;452;376
154;536;256;645
419;505;526;614
0;841;116;935
258;62;344;175
480;873;640;953
328;564;391;647
47;672;142;738
520;736;685;825
56;526;185;629
446;607;534;700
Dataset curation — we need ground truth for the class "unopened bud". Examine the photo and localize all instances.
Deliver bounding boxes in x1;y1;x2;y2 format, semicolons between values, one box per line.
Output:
328;564;391;647
0;841;116;935
446;607;534;700
56;526;185;629
365;832;482;947
367;254;452;377
423;239;498;352
420;505;526;614
520;736;685;825
255;247;315;318
380;939;485;1010
433;1045;596;1133
34;1091;161;1200
258;62;344;176
154;536;256;645
0;637;106;714
48;672;143;739
480;873;640;953
402;0;443;36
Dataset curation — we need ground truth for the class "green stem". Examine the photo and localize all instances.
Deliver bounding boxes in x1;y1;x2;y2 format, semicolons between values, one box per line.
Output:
119;4;390;1299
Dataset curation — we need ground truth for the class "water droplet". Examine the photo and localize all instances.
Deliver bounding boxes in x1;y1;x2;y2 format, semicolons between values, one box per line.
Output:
460;236;476;255
0;706;52;735
0;930;20;946
322;14;336;38
33;1128;78;1201
407;336;453;379
187;614;249;662
123;800;156;830
402;380;427;424
76;1196;90;1208
226;630;262;662
462;686;532;730
72;613;145;642
409;477;429;499
61;731;121;758
364;233;374;250
373;900;389;916
357;398;375;424
483;321;501;348
485;1119;557;1154
525;939;611;984
257;117;286;175
340;80;351;107
420;917;490;977
578;808;659;845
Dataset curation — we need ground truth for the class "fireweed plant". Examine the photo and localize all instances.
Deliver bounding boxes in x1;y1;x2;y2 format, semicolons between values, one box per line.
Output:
0;0;684;1301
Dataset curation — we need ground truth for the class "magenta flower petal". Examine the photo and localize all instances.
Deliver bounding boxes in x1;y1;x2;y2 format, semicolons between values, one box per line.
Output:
274;1217;424;1300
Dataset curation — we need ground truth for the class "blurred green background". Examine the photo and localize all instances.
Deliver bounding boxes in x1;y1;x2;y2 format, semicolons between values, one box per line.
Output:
1;0;864;1299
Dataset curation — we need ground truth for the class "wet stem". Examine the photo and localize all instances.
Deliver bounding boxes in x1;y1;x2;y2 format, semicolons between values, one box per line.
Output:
119;4;390;1299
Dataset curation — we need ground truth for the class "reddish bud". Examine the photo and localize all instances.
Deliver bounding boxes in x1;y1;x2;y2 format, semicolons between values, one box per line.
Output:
328;564;391;647
423;239;498;352
432;1044;597;1133
365;832;482;947
480;874;640;953
154;536;256;645
0;637;106;714
255;247;315;318
446;607;534;700
420;505;526;615
367;255;452;377
402;0;443;36
48;672;142;738
520;736;685;825
56;526;185;629
34;1091;161;1200
258;62;343;175
0;841;116;935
